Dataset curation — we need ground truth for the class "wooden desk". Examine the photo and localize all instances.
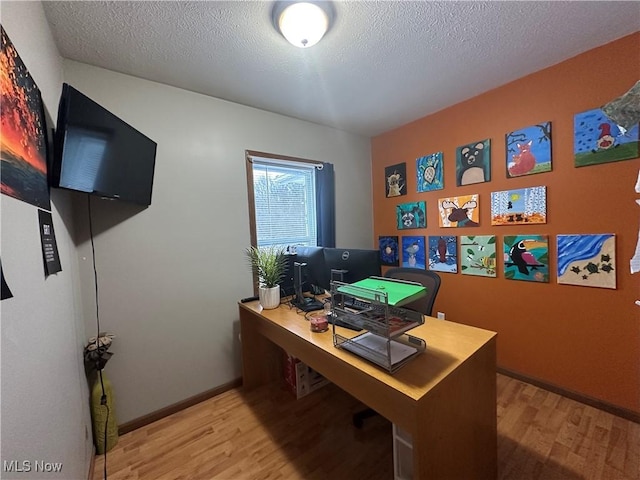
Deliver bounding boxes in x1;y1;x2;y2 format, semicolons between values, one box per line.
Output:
239;301;497;479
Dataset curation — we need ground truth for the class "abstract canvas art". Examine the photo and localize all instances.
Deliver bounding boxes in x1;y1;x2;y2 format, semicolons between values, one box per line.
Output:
456;139;491;186
438;194;479;228
503;235;549;282
574;108;639;167
1;26;50;210
460;235;496;277
428;235;457;273
416;152;443;192
396;201;426;230
491;186;546;225
557;234;616;289
379;236;400;266
401;235;426;269
505;122;552;177
385;162;407;197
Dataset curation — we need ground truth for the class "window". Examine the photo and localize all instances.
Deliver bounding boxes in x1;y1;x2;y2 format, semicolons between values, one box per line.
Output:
246;151;335;249
252;158;317;247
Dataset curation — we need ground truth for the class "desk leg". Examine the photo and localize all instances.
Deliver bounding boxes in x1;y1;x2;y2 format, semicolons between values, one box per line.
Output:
412;337;497;479
240;307;282;389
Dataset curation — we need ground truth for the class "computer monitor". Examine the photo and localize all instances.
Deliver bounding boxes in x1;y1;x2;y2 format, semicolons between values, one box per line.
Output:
293;246;327;293
291;246;326;311
323;247;382;288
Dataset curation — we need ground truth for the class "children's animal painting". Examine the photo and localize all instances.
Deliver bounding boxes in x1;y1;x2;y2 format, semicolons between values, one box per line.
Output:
503;235;549;282
396;201;426;230
385;163;407;197
490;187;546;225
460;235;496;277
505;122;552;177
508;141;536;176
438;195;480;228
428;235;457;273
387;172;404;196
416;152;443;192
401;236;426;269
379;236;399;266
456;139;491;186
557;234;616;289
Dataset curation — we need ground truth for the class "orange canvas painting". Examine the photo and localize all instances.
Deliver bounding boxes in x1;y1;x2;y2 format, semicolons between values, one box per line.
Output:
1;26;50;209
438;194;479;228
490;186;546;226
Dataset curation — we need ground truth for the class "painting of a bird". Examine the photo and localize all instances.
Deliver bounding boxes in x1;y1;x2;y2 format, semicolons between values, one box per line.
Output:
509;240;542;275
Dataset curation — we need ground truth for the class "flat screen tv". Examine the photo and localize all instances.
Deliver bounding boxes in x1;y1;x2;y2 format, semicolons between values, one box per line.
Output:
51;83;157;206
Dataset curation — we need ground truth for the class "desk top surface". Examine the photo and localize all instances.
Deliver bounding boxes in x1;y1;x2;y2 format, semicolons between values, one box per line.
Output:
239;300;497;402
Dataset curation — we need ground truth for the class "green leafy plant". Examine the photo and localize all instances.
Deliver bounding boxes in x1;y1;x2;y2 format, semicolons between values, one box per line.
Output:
245;246;287;288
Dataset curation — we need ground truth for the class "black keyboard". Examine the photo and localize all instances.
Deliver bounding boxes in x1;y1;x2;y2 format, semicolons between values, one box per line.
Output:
342;298;371;311
327;314;362;332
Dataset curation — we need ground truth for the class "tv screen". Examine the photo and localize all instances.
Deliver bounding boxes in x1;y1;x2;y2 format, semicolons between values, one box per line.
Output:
323;247;381;287
51;83;157;206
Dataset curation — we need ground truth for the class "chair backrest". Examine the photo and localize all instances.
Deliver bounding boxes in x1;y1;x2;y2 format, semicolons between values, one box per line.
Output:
383;268;441;316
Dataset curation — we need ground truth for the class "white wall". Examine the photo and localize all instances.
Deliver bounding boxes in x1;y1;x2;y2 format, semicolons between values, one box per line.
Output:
63;61;374;424
0;2;93;479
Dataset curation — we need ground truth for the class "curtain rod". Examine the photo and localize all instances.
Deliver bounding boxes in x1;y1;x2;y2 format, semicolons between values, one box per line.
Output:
248;155;324;170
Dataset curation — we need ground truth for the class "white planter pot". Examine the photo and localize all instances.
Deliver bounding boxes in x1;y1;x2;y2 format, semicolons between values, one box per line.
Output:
259;285;281;309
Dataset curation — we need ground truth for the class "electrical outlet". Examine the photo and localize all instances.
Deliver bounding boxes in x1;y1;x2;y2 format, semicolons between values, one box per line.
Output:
437;312;445;320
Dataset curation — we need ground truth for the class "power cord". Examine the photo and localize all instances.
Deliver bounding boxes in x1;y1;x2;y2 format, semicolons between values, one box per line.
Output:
88;195;109;480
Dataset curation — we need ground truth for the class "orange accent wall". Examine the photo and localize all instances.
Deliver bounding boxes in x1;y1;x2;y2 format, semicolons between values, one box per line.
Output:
371;32;640;414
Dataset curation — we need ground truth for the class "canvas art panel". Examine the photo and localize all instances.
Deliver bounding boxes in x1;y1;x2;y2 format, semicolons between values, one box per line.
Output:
416;152;443;192
385;162;407;197
396;201;426;230
505;122;552;177
0;26;50;210
574;108;639;167
456;139;491;186
490;186;546;225
503;235;549;282
428;235;457;273
438;194;479;228
557;234;616;289
379;236;400;266
401;236;426;269
460;235;497;277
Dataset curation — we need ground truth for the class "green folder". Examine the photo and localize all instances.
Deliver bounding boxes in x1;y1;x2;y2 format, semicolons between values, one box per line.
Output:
336;277;426;307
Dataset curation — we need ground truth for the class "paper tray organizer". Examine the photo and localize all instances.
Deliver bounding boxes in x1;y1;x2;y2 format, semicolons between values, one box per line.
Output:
330;279;426;373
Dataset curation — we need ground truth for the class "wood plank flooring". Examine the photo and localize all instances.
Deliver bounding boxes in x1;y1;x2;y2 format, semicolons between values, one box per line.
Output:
93;374;639;479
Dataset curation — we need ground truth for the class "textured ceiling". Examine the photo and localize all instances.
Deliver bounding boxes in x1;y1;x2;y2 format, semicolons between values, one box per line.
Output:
42;1;640;137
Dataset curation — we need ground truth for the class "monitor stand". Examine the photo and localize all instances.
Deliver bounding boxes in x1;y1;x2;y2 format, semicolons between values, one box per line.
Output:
293;261;324;312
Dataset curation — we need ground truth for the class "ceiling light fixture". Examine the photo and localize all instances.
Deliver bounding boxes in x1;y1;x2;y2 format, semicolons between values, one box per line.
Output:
273;1;333;48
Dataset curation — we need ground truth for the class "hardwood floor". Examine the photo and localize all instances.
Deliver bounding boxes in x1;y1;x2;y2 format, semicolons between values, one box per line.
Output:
93;374;639;479
496;375;639;480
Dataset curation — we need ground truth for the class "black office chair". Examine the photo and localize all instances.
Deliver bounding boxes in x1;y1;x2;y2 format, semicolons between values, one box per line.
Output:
352;268;441;428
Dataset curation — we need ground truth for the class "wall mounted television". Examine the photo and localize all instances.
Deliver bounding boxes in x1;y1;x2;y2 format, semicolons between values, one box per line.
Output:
51;83;157;206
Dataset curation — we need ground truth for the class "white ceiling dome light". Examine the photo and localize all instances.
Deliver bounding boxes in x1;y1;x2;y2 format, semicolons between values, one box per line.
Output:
274;2;332;48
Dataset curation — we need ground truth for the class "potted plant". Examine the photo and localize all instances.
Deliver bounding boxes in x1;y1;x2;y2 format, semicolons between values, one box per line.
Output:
246;245;287;309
